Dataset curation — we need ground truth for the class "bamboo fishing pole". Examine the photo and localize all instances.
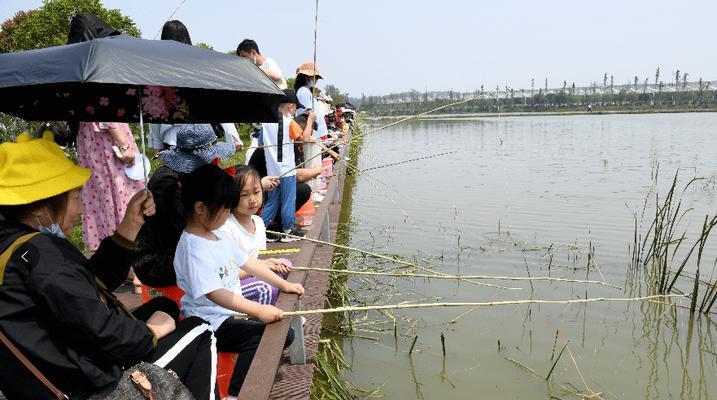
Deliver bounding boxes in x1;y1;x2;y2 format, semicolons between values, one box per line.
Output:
234;294;686;319
289;266;622;290
266;230;517;290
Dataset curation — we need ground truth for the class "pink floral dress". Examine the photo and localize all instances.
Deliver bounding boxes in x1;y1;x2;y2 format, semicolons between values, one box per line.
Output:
77;122;144;250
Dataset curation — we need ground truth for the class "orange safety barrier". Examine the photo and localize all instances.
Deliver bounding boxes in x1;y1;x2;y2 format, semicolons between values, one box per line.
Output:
140;284;238;398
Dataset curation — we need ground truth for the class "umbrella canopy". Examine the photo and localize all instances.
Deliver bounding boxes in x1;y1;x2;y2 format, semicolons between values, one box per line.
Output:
0;34;284;123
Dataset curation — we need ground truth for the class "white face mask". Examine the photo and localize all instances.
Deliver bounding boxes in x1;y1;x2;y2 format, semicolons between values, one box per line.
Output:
36;214;65;239
306;79;315;89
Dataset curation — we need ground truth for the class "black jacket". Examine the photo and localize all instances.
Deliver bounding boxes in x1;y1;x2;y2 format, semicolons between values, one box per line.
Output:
133;165;186;287
0;222;156;400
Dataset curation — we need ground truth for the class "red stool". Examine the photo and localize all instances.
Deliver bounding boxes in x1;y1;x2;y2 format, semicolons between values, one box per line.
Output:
140;284;185;308
217;352;238;399
296;197;316;226
140;284;238;398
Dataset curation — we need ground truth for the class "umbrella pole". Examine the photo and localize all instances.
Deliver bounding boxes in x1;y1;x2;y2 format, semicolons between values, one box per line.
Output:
137;87;148;190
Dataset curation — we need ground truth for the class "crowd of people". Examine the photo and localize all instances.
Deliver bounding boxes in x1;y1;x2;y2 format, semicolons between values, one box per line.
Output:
0;15;356;400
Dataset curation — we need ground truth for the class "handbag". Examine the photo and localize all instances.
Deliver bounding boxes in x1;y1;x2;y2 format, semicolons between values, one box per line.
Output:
87;362;194;400
0;234;194;400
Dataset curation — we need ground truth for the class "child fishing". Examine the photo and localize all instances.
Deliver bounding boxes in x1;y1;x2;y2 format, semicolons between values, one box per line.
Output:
260;89;314;242
173;164;304;398
218;165;292;305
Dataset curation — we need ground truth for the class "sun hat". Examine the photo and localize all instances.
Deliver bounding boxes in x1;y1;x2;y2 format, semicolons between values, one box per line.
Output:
296;62;322;79
0;132;91;205
159;124;235;173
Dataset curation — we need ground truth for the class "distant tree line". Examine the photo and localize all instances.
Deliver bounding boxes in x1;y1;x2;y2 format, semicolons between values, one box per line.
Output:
359;69;717;116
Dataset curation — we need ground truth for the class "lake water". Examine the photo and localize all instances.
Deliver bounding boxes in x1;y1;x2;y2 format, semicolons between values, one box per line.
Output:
332;113;717;399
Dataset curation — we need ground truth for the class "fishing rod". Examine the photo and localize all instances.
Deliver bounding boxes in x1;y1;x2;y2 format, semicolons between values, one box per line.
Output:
311;0;320;112
289;266;623;290
266;229;518;290
233;294;686;319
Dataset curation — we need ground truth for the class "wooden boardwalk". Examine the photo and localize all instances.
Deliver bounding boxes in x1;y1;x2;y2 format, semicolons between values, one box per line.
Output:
116;141;351;400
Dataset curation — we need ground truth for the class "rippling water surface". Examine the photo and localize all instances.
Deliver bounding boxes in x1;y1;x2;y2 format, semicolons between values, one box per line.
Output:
336;113;717;399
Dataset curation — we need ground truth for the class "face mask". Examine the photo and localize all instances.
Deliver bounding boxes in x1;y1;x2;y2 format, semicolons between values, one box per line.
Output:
306;80;315;89
36;215;66;239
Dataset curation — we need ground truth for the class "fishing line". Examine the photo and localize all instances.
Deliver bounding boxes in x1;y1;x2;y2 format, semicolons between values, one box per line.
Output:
152;0;188;39
357;150;457;174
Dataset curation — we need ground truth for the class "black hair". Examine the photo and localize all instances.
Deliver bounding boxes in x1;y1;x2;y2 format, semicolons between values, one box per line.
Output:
237;39;260;55
232;165;263;202
294;74;311;93
161;20;192;45
181;164;239;221
294;113;309;130
0;193;69;223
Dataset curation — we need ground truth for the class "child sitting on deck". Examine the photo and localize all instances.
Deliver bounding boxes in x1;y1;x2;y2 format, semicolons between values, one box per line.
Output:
173;164;304;398
218;165;292;305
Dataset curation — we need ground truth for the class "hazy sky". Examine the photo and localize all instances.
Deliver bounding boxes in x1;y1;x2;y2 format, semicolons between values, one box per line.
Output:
2;0;716;97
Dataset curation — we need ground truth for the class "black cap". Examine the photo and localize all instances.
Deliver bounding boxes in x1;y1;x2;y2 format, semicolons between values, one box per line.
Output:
280;89;306;109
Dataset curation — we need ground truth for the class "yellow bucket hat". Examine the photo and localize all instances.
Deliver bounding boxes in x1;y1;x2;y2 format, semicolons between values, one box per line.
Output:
0;132;90;205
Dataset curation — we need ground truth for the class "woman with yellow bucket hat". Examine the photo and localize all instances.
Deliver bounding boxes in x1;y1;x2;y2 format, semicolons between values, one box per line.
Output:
0;134;217;399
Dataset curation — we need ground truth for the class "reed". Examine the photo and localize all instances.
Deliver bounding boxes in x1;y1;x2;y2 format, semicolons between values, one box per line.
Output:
630;170;717;303
693;215;717;312
546;341;569;381
311;339;365;400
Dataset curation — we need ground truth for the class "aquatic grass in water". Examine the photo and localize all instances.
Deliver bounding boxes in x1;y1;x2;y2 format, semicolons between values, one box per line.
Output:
629;169;717;312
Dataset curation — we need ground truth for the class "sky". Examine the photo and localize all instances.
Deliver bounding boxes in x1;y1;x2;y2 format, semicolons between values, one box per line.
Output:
2;0;716;98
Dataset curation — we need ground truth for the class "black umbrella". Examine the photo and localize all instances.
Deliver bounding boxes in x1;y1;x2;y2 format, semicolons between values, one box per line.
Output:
0;34;284;123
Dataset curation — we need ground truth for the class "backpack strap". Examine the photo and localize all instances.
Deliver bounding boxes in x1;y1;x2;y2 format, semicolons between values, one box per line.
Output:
0;232;39;285
0;232;68;399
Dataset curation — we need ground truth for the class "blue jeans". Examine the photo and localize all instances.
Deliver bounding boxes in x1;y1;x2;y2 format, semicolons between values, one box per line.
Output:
262;175;297;232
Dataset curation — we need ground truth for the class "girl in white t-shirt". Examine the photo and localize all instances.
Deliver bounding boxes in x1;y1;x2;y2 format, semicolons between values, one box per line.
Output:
173;164;304;398
218;165;292;305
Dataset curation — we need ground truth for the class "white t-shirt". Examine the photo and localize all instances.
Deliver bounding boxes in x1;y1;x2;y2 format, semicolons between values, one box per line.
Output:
260;119;296;177
296;86;328;138
148;123;238;150
259;57;287;90
220;123;241;145
174;230;249;330
148;124;181;149
218;214;267;259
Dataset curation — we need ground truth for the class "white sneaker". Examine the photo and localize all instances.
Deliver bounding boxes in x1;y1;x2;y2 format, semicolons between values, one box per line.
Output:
312;192;325;203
